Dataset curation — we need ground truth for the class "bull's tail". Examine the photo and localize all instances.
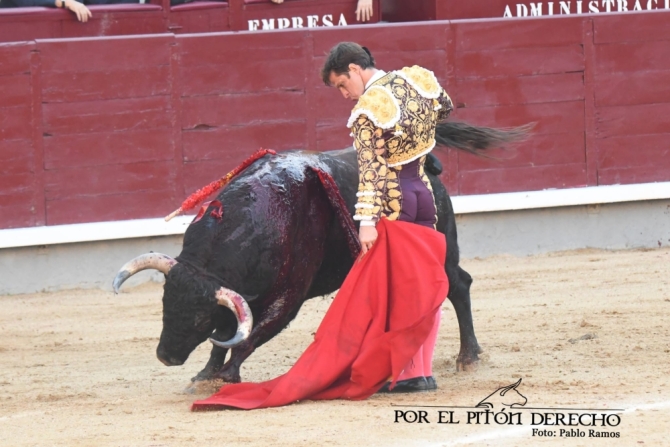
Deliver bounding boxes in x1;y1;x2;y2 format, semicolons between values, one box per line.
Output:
434;121;534;158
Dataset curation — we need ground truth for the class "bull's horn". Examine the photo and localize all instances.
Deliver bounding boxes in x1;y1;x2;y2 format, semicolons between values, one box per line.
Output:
112;253;177;293
209;287;253;349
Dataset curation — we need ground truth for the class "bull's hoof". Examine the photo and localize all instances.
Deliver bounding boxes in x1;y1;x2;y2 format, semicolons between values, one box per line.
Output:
212;369;241;384
456;345;483;372
184;379;228;395
191;367;218;382
456;359;479;372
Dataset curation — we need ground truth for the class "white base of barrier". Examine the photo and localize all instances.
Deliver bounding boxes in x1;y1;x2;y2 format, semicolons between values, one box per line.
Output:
1;181;670;249
0;215;193;249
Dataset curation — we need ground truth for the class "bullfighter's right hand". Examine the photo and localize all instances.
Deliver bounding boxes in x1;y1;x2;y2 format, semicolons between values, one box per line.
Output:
61;0;92;22
359;225;378;256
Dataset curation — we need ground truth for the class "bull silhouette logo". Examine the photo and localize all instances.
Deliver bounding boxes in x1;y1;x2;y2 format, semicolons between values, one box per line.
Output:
476;378;527;409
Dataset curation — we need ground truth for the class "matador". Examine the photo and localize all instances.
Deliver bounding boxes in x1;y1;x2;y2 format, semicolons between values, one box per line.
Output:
322;42;453;392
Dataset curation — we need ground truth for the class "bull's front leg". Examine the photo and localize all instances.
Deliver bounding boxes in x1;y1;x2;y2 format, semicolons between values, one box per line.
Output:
447;265;482;371
212;291;308;383
191;337;229;382
211;344;253;383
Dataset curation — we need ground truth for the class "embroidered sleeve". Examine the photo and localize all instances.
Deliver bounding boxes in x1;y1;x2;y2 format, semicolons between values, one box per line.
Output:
436;87;454;121
351;115;388;226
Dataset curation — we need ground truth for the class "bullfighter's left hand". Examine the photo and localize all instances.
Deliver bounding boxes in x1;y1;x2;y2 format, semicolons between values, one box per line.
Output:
359;225;378;256
355;0;373;22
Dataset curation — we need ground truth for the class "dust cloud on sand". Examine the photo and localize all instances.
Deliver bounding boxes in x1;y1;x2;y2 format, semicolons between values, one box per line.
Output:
1;247;669;446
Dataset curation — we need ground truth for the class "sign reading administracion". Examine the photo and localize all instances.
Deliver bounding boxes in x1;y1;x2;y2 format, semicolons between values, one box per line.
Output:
503;0;669;17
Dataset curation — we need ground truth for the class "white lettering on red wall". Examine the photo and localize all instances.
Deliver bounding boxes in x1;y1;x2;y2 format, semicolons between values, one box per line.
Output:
503;0;669;16
248;13;348;30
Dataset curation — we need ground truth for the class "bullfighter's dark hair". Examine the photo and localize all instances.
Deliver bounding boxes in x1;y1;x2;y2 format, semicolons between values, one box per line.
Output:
321;42;376;86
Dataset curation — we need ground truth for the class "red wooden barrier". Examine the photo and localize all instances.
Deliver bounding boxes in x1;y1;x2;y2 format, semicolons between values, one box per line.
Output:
38;35;179;225
449;16;589;195
1;11;669;229
0;42;40;229
590;12;670;184
382;0;437;22
169;1;230;34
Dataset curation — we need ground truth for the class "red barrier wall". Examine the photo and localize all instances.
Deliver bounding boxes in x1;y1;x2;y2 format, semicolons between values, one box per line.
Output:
1;11;669;229
382;0;437;22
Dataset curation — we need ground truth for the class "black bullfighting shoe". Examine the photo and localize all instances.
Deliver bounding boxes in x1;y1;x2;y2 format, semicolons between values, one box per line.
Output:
378;376;437;393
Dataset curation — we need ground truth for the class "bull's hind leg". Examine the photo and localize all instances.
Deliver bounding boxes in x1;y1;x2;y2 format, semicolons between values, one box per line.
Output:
446;265;483;371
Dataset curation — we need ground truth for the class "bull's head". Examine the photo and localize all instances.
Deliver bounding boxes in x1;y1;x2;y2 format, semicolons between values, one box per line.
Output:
112;253;253;366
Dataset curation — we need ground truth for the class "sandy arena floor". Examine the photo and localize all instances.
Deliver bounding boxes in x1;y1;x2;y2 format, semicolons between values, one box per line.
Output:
1;247;669;446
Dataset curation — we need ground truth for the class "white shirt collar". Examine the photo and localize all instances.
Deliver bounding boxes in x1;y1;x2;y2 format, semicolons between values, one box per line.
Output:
365;70;387;90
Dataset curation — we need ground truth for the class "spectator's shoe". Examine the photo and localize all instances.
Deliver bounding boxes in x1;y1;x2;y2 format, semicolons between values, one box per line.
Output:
378;376;435;393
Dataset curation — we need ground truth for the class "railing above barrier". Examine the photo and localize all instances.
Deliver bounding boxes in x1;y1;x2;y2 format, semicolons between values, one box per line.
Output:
0;0;379;43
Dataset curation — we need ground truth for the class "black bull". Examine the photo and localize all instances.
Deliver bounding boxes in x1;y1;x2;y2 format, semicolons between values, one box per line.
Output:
114;147;483;383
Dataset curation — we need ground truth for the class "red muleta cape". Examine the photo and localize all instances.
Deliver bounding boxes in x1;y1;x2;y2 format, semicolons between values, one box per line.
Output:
192;218;449;411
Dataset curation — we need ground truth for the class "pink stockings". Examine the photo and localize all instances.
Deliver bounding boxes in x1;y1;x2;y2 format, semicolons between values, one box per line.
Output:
397;309;441;380
394;157;442;382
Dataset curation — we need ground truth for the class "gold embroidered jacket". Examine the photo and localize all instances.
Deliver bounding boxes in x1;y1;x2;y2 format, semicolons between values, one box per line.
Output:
349;65;453;225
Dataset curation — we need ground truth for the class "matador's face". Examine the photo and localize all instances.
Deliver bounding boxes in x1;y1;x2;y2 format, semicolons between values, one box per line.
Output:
329;67;366;101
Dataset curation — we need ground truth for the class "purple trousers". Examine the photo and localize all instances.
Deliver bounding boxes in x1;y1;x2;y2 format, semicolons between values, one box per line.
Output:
395;158;437;229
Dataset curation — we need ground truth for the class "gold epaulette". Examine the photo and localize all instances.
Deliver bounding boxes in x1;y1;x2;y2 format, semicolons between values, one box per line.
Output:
346;86;401;130
396;66;441;99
